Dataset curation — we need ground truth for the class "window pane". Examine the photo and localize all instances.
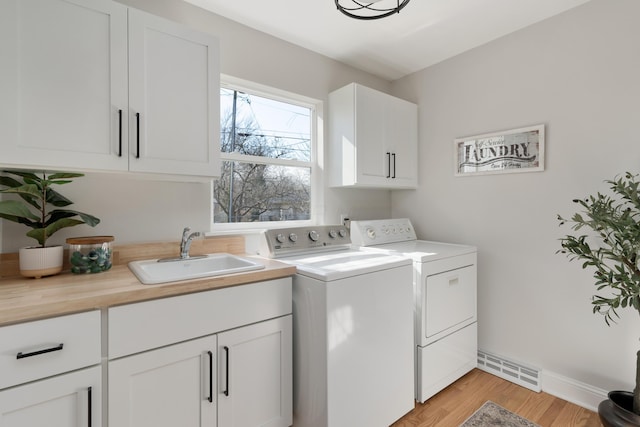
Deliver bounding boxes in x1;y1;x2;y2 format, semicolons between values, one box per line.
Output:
220;88;311;162
214;161;311;223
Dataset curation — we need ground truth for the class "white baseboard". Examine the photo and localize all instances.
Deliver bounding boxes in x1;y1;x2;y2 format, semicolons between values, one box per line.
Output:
541;370;608;412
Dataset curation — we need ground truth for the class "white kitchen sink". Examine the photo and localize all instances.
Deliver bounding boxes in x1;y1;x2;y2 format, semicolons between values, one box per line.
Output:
128;253;265;285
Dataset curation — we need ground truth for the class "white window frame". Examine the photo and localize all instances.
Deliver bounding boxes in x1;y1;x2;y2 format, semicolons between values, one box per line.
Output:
210;75;323;232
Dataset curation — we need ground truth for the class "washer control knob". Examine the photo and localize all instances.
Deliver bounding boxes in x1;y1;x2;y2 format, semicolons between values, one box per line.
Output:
338;229;347;238
309;230;320;241
289;233;298;242
276;233;286;243
328;229;337;238
366;227;376;240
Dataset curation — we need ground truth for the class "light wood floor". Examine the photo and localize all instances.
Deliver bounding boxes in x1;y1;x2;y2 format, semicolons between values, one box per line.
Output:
392;369;602;427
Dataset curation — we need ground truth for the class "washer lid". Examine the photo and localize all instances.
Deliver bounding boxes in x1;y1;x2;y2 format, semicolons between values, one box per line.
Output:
279;249;411;281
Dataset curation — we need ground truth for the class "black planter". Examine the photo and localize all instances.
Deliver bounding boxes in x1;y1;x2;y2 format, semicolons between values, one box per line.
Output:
599;391;640;427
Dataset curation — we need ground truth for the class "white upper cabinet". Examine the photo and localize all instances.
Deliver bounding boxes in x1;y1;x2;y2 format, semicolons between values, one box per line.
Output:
329;83;418;189
0;0;129;171
128;9;220;177
0;0;220;178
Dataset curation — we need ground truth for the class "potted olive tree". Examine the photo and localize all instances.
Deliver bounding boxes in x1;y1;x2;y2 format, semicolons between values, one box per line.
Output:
558;172;640;426
0;171;100;278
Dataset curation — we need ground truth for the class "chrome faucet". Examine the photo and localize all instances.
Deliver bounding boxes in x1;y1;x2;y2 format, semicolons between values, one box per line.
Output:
180;227;201;259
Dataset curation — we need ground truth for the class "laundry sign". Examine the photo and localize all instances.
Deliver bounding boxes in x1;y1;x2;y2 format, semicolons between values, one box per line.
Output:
454;124;545;176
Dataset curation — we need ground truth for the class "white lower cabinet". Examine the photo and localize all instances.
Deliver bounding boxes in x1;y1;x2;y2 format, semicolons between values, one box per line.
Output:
0;366;101;427
218;316;292;427
109;335;217;427
0;280;292;427
107;278;293;427
109;316;292;427
0;310;102;427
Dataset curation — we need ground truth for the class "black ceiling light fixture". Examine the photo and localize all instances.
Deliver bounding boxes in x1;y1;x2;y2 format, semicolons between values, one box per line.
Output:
334;0;411;20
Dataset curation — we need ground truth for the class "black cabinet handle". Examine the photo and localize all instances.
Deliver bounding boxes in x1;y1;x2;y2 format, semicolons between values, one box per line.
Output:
223;346;230;396
207;351;214;403
88;386;92;427
16;343;64;359
392;153;396;178
118;109;123;157
135;112;140;159
386;152;391;178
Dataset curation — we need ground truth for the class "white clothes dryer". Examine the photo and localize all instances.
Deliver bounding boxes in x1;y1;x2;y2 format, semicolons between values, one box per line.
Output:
351;218;478;403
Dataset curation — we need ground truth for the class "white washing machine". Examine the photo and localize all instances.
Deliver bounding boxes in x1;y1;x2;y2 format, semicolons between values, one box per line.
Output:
258;225;415;427
351;218;478;403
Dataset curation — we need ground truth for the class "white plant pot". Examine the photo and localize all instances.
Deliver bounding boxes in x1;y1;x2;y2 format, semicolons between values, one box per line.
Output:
19;246;64;279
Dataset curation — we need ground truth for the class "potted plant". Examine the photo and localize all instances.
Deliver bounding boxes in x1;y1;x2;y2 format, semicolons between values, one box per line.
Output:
558;172;640;426
0;171;100;278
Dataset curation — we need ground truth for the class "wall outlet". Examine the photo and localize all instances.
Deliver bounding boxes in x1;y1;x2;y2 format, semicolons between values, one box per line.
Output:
340;214;350;229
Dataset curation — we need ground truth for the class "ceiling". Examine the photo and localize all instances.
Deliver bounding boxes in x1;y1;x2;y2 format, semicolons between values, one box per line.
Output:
184;0;591;81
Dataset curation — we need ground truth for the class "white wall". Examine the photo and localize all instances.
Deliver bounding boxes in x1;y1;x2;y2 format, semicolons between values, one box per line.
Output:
1;0;392;251
391;0;640;407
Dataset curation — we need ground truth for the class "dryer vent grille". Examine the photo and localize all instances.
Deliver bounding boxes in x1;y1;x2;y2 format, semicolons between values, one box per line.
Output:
477;350;541;392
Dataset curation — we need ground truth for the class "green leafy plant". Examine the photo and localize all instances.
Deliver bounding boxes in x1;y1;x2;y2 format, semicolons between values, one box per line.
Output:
0;171;100;248
558;172;640;415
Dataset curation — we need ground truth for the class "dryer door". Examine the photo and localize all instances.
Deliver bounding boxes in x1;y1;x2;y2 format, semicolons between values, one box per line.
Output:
421;253;477;344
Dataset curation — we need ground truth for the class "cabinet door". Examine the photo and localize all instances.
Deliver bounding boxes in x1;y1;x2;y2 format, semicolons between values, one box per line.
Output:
218;316;292;427
354;85;390;186
0;0;128;171
386;95;418;188
360;85;418;189
329;83;418;189
109;335;217;427
0;366;101;427
128;9;220;177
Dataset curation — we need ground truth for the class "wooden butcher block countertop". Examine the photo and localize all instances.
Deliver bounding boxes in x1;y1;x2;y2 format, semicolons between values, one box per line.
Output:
0;236;295;327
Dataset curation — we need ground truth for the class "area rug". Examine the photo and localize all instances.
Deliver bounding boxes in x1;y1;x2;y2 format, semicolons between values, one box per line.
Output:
459;401;540;427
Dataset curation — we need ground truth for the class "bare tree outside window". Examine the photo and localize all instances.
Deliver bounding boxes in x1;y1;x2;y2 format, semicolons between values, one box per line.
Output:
214;88;312;223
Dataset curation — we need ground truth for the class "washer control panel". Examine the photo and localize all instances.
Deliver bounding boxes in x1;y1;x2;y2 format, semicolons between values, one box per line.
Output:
350;218;417;246
261;225;350;257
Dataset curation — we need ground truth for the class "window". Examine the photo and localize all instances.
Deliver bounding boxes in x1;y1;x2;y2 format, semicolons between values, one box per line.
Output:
214;78;318;226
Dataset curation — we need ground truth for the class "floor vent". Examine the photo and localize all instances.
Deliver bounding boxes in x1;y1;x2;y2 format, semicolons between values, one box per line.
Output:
477;350;541;392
